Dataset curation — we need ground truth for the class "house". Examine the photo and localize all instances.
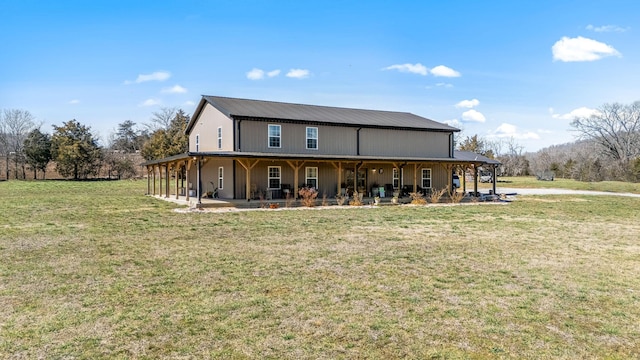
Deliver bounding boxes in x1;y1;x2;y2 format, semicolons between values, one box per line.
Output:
143;96;499;204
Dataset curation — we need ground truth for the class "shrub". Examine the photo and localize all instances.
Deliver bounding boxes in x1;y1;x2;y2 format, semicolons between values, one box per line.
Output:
298;187;318;207
409;192;427;205
429;188;447;204
335;195;346;206
349;191;363;206
449;188;465;203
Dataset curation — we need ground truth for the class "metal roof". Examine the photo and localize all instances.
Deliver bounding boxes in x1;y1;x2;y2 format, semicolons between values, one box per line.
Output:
193;95;459;132
454;151;501;165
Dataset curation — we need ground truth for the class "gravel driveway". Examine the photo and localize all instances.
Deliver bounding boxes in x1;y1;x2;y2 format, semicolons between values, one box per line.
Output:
496;187;640;198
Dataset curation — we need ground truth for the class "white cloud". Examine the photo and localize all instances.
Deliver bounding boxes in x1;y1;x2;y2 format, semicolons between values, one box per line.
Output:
69;99;80;104
161;85;187;94
586;24;629;33
489;123;540;140
267;69;281;78
247;68;265;80
552;106;601;120
184;100;195;106
139;98;161;107
461;109;486;123
383;63;428;76
286;68;310;79
430;65;461;77
456;99;480;108
435;82;453;88
125;71;171;84
552;36;621;62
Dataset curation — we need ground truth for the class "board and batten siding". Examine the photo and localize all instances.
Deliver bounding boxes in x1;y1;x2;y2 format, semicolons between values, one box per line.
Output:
238;120;356;155
189;103;234;152
359;128;451;158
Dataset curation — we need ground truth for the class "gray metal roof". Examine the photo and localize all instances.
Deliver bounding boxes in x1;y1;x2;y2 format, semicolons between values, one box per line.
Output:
454;151;501;165
199;95;459;132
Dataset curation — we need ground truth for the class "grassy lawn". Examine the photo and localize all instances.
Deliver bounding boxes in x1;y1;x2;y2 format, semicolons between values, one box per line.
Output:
1;180;639;358
475;176;640;194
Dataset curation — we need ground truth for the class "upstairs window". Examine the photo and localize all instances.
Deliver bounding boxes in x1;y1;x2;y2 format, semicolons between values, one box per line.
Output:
268;124;281;148
195;134;199;152
217;127;222;149
306;127;318;150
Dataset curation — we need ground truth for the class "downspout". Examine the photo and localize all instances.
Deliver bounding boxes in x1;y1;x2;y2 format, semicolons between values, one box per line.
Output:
356;127;362;156
236;118;242;151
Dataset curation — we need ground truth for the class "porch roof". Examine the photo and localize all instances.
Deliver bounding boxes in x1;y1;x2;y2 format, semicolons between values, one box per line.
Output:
141;151;500;167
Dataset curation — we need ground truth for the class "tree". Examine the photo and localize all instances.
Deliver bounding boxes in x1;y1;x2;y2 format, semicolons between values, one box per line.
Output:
145;106;178;132
51;120;102;179
457;134;495;158
141;109;189;160
110;120;148;153
2;109;36;179
571;101;640;179
23;128;52;179
103;150;137;179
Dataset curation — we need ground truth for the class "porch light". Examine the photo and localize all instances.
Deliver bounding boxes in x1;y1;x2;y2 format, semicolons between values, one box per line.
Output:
379;168;383;174
372;168;376;173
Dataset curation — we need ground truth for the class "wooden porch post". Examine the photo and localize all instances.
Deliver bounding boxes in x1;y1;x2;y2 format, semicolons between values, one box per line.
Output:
175;162;180;200
146;166;151;195
165;163;170;198
153;165;157;195
186;159;192;201
286;160;306;199
159;164;163;197
413;163;418;193
237;159;260;200
337;162;342;196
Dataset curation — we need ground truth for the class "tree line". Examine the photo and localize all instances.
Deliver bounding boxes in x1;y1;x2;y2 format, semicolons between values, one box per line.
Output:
0;107;188;180
457;100;640;182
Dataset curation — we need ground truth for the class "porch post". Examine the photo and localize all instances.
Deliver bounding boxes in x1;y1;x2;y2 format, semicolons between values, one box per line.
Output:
165;163;170;198
159;164;163;197
197;157;202;206
337;162;342;196
175;162;180;200
413;163;418;193
474;164;479;196
186;159;192;201
492;165;497;194
147;166;151;195
237;159;260;200
153;165;157;195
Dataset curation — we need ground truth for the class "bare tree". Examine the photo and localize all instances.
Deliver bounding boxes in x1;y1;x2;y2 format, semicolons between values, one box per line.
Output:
571;101;640;163
2;109;36;179
144;107;178;132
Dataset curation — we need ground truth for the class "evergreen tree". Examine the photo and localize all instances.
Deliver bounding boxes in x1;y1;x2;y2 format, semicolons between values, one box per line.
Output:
23;128;52;179
51;120;102;179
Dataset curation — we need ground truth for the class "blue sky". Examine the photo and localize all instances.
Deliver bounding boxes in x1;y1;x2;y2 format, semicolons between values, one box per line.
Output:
1;0;638;151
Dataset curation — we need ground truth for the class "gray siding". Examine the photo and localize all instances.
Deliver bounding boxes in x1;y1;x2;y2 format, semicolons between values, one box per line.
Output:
189;103;234;152
359;128;450;158
238;119;452;158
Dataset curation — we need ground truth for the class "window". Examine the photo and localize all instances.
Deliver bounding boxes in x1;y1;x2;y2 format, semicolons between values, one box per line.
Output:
422;168;432;189
306;127;318;150
305;167;318;189
217;127;222;149
268;124;281;148
393;168;400;189
195;134;199;152
268;166;281;189
218;167;224;190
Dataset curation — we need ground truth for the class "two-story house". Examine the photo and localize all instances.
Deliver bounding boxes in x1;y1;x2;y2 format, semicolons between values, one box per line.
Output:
144;95;498;203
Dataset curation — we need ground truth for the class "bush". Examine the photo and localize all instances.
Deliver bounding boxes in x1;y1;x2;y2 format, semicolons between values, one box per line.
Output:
298;187;318;207
409;192;427;205
428;188;447;204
